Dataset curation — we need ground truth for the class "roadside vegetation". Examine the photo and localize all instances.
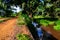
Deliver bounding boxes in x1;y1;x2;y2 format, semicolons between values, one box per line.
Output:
16;34;32;40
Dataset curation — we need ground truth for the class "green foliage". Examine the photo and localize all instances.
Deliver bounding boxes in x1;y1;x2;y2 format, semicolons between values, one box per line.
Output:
55;8;60;12
0;0;60;18
17;14;26;25
46;3;53;8
37;5;45;12
0;20;3;23
0;18;10;23
48;21;55;25
54;25;60;30
16;34;32;40
37;19;55;26
11;13;17;17
0;16;2;18
17;11;31;25
45;0;51;2
53;20;60;30
33;15;44;19
55;20;60;25
21;14;31;23
39;19;49;26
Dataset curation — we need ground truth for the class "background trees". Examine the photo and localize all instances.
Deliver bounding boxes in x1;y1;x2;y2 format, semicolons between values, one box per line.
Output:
0;0;60;19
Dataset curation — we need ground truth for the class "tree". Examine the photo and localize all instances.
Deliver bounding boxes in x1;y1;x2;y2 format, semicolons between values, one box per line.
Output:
0;0;17;17
0;0;60;19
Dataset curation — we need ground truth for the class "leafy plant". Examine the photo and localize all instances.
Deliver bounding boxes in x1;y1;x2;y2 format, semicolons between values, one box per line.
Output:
16;34;32;40
55;8;60;12
11;13;17;17
33;15;44;19
54;25;60;30
17;12;31;25
46;3;53;8
48;21;55;25
39;19;49;26
38;19;55;26
17;13;26;25
45;0;51;2
55;20;60;25
53;20;60;30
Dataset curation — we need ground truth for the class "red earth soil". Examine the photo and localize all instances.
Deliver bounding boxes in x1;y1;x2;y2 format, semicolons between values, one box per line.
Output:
0;18;33;40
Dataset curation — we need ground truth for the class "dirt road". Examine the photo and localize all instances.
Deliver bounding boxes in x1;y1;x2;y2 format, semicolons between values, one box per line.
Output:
0;18;33;40
0;18;17;40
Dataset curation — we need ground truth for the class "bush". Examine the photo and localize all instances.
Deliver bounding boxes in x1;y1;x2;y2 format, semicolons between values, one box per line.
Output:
39;19;49;26
33;15;44;19
55;20;60;25
17;12;31;25
37;19;55;26
53;20;60;30
17;15;26;25
54;25;60;30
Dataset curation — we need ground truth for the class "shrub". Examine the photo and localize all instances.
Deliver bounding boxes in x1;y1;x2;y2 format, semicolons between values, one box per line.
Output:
54;25;60;30
39;19;49;26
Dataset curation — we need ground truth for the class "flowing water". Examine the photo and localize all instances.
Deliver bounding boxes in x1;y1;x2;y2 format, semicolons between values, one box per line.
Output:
27;20;57;40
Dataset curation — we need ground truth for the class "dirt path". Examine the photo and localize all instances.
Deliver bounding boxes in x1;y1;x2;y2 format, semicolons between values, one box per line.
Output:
0;18;17;40
17;25;34;40
0;18;33;40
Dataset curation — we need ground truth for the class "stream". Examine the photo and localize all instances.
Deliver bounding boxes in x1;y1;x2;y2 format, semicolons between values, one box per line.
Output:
27;20;57;40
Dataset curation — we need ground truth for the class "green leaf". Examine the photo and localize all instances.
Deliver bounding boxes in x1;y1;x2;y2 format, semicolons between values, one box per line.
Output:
33;15;44;19
37;5;45;12
46;0;51;2
48;21;55;25
46;3;53;8
54;25;60;30
55;8;60;12
55;20;60;25
16;34;32;40
40;19;49;26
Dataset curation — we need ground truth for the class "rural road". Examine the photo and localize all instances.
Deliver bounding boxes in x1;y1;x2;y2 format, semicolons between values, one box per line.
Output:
0;18;17;40
0;18;33;40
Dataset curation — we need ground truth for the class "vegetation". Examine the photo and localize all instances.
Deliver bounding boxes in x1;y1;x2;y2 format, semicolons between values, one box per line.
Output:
17;11;31;25
39;19;49;26
0;0;60;29
36;19;60;30
53;20;60;30
17;12;25;25
54;25;60;30
1;0;60;18
0;18;10;23
0;20;4;23
16;34;32;40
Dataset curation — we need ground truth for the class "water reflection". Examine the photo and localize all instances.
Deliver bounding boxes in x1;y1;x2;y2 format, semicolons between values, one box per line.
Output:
32;21;43;40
